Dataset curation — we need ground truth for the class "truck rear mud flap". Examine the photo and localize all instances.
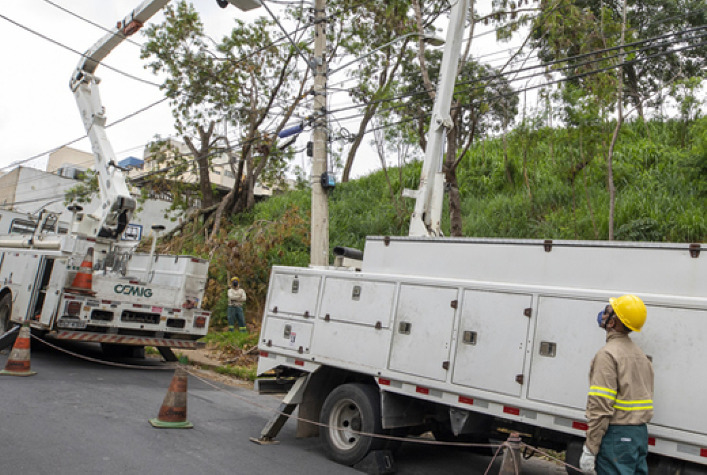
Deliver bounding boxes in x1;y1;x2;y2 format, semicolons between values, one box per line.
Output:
51;330;199;349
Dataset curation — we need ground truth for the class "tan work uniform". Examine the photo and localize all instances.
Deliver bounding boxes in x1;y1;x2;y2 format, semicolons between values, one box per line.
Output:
228;288;246;307
586;332;654;454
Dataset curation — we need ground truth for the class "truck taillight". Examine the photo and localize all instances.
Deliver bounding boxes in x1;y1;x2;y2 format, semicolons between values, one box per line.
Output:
194;316;207;328
67;301;81;316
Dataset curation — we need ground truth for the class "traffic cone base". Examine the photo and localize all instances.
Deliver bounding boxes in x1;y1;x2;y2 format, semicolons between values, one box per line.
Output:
0;326;36;377
149;367;193;429
149;418;194;429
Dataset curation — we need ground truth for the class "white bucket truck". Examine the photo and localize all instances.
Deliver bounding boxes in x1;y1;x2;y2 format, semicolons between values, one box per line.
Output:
0;0;263;357
252;0;707;473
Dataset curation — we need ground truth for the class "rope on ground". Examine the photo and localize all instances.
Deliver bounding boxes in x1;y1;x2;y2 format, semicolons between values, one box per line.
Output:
30;334;176;371
183;365;502;449
483;443;506;475
520;442;582;472
187;367;579;474
22;335;580;473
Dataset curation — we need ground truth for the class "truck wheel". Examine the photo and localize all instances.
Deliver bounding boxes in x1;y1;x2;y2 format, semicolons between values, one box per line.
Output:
649;454;707;475
0;293;12;333
564;439;584;474
319;383;385;466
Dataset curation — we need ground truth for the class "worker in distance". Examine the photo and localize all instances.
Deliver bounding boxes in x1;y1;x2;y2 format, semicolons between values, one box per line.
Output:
580;294;654;474
227;276;247;333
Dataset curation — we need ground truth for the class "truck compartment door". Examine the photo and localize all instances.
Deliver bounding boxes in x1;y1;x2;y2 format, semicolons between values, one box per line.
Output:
6;253;42;322
527;296;606;409
389;284;457;382
636;305;707;436
267;272;321;317
452;290;532;397
30;257;59;326
260;316;313;354
309;278;396;369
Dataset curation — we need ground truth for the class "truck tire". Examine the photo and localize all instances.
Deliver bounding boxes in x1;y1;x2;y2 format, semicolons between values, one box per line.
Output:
319;383;385;466
649;454;707;475
0;293;12;333
564;439;583;474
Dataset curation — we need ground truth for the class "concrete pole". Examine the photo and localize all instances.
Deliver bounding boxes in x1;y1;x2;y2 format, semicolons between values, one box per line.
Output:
310;0;329;267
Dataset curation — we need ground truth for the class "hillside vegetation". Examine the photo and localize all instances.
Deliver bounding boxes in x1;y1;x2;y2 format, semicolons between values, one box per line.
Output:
160;118;706;328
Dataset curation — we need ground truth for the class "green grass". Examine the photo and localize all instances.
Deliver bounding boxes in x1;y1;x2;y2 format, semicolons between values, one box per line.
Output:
201;330;259;349
213;365;257;381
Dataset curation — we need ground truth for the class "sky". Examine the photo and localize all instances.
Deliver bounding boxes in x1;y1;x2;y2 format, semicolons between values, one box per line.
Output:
0;0;268;173
0;1;527;181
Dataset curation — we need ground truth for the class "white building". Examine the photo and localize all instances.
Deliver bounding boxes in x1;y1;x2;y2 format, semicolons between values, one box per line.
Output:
0;143;275;242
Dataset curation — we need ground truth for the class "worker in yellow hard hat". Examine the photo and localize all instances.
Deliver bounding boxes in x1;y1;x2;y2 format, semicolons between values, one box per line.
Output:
226;276;247;333
581;294;654;474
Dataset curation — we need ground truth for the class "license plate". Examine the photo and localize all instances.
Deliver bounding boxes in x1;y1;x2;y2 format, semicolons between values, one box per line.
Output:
57;319;87;329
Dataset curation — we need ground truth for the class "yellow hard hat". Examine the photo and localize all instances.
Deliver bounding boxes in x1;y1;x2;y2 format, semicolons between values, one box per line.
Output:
609;294;646;332
230;276;240;285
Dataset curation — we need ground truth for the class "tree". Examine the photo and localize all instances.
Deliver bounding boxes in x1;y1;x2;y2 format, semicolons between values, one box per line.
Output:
141;1;308;239
326;0;447;182
531;0;706;118
531;0;634;239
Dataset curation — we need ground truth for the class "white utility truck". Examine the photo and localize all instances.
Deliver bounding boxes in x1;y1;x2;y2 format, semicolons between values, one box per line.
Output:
0;0;261;358
252;0;707;473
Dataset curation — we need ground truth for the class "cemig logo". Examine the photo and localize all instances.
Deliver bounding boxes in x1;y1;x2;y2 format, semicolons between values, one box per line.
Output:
114;284;153;298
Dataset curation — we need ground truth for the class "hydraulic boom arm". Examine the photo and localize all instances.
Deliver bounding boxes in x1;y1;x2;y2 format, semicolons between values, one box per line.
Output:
69;0;260;239
407;0;469;237
69;0;172;239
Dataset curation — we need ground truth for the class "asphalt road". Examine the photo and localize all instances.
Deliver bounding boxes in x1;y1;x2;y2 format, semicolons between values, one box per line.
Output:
0;338;566;474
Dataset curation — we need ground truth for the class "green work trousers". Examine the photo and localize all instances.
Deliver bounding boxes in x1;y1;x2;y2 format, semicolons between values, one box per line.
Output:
596;424;648;475
227;306;246;332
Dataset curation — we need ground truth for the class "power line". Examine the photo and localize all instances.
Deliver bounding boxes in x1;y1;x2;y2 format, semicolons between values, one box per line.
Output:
5;2;702;185
326;27;706;120
40;0;144;49
338;40;707;143
0;12;162;88
1;98;168;172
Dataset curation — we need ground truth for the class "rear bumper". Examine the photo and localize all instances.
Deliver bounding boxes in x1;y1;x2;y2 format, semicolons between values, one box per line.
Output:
51;330;201;348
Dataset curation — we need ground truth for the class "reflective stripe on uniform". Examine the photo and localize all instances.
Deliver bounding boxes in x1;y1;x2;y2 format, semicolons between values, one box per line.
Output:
613;398;653;411
588;385;617;401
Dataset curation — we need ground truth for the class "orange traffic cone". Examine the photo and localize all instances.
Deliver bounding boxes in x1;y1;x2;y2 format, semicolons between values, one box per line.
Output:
149;367;193;429
0;325;36;377
66;247;95;295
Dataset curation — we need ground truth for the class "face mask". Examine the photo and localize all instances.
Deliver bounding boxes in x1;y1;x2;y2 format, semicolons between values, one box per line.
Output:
597;305;613;328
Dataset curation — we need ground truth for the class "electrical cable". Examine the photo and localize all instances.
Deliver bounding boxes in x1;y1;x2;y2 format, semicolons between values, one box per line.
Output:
4;3;702;185
0;12;162;88
337;40;707;144
326;27;706;119
40;0;144;48
12;34;698;187
1;98;168;172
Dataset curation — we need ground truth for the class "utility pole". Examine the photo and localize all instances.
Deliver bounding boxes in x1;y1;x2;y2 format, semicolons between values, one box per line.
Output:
310;0;329;266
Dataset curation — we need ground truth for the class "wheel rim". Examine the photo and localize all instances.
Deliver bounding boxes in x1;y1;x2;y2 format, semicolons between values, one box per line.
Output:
328;397;364;451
